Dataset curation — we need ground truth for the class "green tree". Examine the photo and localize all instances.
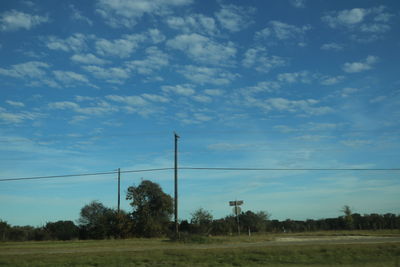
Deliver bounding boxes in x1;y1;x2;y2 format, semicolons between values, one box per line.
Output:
126;180;173;237
190;208;213;235
342;205;354;230
45;220;78;240
78;201;114;239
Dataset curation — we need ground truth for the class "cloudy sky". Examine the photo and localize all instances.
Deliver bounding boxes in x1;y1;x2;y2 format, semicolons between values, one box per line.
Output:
1;0;399;226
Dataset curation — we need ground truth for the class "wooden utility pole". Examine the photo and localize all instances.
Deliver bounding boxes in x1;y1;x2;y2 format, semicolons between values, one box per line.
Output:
117;168;121;213
174;132;180;236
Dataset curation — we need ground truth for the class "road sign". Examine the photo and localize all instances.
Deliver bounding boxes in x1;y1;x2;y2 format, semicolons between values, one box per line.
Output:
229;200;243;206
232;206;241;215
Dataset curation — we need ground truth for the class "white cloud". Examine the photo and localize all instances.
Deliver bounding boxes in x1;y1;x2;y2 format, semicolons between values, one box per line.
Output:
53;70;90;85
45;34;88;53
192;95;212;103
6;100;25;108
96;0;193;28
320;43;343;51
95;34;145;58
320;75;345;86
83;65;130;84
323;8;367;28
242;47;286;73
166;14;218;36
207;143;250;151
48;100;117;116
255;21;311;45
0;61;49;79
342;55;378;73
204;89;224;96
262;98;332;115
141;94;169;103
179;65;238;85
71;53;109;65
105;95;148;106
322;6;393;37
215;4;255;32
0;10;48;31
161;84;195;96
0;107;40;124
277;71;312;84
340;87;359;97
167;33;236;65
69;4;93;26
147;29;166;43
290;0;306;8
370;96;386;103
126;46;169;75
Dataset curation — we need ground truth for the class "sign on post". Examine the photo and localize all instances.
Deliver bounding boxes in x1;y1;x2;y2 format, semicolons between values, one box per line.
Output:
229;200;244;235
229;200;243;206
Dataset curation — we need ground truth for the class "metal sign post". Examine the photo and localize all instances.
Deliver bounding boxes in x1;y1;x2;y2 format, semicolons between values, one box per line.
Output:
229;200;243;235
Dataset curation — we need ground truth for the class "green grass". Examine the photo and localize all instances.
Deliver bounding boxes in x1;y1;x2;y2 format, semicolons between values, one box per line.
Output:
0;231;399;266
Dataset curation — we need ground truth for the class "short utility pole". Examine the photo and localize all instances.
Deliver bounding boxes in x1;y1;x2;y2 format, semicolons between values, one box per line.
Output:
174;132;180;237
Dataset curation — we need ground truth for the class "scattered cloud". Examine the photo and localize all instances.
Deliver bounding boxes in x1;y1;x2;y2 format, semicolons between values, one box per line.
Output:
48;100;117;116
340;87;359;98
321;42;344;51
147;29;166;43
69;4;93;26
167;33;236;66
95;34;145;58
204;89;224;96
71;53;109;65
0;61;50;79
5;100;25;108
342;55;378;73
44;34;88;53
290;0;306;8
215;4;255;32
0;10;48;31
179;65;238;85
126;46;169;75
242;47;286;73
166;14;218;36
53;70;90;85
0;107;41;124
320;75;345;86
161;84;195;96
277;71;313;84
83;65;130;84
255;21;311;45
322;6;394;41
96;0;193;28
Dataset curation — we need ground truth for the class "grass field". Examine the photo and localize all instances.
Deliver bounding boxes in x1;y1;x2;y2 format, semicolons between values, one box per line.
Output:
1;231;399;266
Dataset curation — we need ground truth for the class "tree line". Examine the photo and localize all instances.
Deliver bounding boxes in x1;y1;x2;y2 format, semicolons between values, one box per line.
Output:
1;180;399;242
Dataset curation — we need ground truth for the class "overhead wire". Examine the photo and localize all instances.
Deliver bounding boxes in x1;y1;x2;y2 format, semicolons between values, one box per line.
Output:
1;166;399;182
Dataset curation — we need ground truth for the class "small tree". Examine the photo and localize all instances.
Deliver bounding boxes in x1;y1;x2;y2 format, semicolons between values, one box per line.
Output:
342;205;354;230
45;220;78;240
190;208;213;235
78;201;114;239
126;180;173;237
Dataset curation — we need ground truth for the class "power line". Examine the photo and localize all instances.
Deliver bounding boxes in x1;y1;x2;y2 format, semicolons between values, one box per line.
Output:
179;167;400;171
0;167;399;182
0;168;173;182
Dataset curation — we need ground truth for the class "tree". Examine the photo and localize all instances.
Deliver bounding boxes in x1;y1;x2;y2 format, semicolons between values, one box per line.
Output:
341;205;354;230
45;221;78;240
78;201;114;239
126;180;173;237
190;208;213;235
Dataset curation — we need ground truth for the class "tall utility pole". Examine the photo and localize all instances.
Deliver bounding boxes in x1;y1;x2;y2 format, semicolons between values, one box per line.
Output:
117;168;121;213
174;132;180;236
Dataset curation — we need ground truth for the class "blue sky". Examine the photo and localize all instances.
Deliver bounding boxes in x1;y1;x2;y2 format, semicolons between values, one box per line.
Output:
1;0;399;226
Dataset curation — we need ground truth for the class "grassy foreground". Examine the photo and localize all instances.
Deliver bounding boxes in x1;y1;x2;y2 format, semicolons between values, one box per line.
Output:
0;231;399;266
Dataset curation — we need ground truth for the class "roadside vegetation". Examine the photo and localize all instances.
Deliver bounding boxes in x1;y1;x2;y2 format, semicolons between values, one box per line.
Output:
1;180;400;242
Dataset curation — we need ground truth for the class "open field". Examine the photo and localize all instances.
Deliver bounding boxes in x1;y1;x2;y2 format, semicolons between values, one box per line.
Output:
0;231;399;266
